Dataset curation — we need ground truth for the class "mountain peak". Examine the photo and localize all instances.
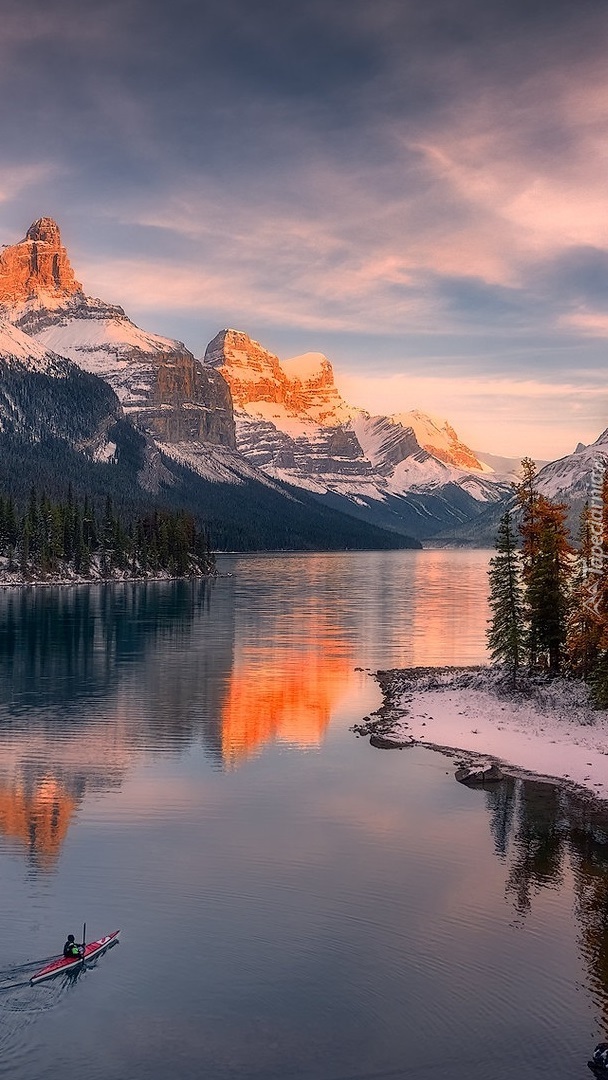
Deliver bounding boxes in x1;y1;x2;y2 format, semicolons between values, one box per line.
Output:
0;217;82;312
26;217;62;245
391;409;489;472
205;331;356;425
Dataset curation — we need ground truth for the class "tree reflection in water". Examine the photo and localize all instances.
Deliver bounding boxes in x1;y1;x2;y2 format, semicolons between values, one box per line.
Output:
483;771;608;1023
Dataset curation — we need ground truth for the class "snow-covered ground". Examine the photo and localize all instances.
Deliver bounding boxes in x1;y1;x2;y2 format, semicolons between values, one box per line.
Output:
361;667;608;800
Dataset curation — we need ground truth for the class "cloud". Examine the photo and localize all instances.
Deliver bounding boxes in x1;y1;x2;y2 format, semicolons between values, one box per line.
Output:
560;311;608;336
0;163;59;205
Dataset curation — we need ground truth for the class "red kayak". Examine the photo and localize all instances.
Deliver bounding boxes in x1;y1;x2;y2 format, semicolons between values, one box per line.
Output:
30;930;120;985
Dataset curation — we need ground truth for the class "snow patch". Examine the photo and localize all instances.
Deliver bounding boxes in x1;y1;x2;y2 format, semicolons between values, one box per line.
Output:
368;667;608;799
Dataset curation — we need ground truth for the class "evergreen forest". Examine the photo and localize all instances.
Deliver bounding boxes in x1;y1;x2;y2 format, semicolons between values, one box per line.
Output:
0;488;214;582
487;458;608;705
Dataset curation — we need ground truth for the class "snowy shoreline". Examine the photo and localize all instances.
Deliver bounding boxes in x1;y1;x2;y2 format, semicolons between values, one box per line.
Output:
0;568;215;588
357;666;608;804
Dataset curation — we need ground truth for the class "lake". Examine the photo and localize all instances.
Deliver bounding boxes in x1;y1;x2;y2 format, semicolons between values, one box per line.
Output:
0;550;605;1080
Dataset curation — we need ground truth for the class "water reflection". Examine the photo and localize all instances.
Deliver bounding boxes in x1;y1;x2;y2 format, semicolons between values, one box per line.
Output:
218;618;353;767
0;581;219;867
2;554;608;1080
0;582;214;717
0;775;77;869
0;552;492;867
478;772;608;1024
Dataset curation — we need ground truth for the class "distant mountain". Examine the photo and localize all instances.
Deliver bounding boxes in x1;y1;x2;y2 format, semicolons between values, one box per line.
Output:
535;430;608;504
530;429;608;537
205;328;511;539
429;431;608;547
473;451;550;482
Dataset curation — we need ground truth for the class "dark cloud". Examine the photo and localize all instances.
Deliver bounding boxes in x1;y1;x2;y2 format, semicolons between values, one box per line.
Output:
542;247;608;310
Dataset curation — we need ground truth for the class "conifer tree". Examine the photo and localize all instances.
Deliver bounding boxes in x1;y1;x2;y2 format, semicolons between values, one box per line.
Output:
516;460;574;672
526;497;574;672
487;511;526;684
516;458;542;666
19;519;30;577
590;469;608;705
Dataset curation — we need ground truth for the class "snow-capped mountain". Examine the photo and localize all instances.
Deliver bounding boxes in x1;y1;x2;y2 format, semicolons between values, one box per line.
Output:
0;219;237;474
0;219;426;551
205;329;511;537
17;216;606;550
535;429;608;503
428;432;608;547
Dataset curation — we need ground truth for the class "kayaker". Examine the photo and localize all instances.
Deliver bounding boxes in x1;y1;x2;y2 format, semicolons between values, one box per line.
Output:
63;934;83;959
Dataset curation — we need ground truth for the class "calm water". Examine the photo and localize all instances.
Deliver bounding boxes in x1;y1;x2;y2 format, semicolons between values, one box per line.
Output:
0;550;605;1080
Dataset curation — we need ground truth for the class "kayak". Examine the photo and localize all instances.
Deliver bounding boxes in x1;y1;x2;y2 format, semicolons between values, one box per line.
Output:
30;930;120;985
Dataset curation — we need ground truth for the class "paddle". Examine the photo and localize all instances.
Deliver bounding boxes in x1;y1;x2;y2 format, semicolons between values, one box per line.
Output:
81;922;86;965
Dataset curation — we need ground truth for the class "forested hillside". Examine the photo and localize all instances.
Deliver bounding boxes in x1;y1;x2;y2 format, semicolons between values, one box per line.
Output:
0;488;213;582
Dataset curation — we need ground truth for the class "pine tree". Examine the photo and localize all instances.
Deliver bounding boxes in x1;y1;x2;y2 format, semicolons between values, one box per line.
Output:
19;519;30;578
516;460;574;672
590;469;608;705
526;497;574;672
516;458;542;667
487;511;526;684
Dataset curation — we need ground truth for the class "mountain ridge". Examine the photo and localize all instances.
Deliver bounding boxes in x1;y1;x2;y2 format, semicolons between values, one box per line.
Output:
0;221;423;550
1;217;601;550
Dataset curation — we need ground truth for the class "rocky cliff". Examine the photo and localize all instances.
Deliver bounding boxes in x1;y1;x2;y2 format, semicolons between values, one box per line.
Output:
206;330;356;426
0;219;236;456
0;217;82;312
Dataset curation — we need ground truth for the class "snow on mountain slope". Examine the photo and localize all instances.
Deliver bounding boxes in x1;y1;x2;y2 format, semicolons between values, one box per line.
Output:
33;307;186;405
393;410;491;472
0;317;123;457
281;351;358;426
535;429;608;502
0;319;73;376
155;439;294;489
351;413;426;473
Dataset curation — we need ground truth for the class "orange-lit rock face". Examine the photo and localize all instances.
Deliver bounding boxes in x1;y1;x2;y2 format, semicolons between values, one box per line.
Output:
422;422;483;471
219;627;353;766
0;776;77;868
0;218;82;306
205;330;350;426
205;329;292;408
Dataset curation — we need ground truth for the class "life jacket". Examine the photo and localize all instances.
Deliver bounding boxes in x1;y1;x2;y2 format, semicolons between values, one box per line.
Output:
64;941;80;958
592;1043;608;1071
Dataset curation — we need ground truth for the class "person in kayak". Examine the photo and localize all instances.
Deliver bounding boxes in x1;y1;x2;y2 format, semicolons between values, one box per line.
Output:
63;934;83;959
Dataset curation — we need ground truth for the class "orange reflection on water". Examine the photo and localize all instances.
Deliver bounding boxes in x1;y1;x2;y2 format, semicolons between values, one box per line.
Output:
0;776;77;868
220;642;353;766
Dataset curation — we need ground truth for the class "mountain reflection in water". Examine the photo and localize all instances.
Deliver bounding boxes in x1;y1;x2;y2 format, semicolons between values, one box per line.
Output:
0;579;357;863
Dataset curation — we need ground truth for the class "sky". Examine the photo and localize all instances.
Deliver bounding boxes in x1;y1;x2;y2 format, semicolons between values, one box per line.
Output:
0;0;607;458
